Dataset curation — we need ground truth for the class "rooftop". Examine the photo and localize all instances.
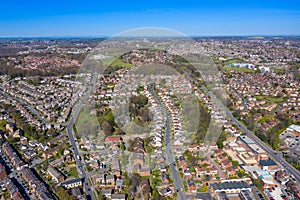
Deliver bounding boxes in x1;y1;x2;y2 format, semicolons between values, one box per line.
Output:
211;181;250;191
259;158;277;167
61;178;82;185
195;192;214;200
287;124;300;133
238;135;255;145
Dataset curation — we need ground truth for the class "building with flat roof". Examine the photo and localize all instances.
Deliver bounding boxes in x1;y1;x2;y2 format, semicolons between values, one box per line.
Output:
259;159;278;170
239;190;255;200
254;170;276;188
248;143;265;154
238;136;255;145
194;192;214;200
286;124;300;136
238;152;258;166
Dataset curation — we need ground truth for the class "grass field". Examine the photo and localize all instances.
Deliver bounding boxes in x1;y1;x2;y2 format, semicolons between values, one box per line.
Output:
223;58;245;65
75;107;101;138
68;167;78;178
255;95;285;104
102;57;135;68
222;66;257;73
110;58;135;68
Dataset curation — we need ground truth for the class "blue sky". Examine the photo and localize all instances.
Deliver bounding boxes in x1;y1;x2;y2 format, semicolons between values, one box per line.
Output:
0;0;300;37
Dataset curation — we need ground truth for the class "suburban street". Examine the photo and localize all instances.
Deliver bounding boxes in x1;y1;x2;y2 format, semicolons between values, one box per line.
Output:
149;84;187;200
230;86;248;110
0;89;50;126
66;72;97;200
184;71;300;185
227;112;300;184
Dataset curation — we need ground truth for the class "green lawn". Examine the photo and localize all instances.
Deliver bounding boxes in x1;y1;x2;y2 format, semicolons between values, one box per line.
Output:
255;95;285;104
0;120;6;130
75;107;101;138
273;69;287;74
102;57;135;68
223;58;245;65
222;66;256;73
68;167;79;178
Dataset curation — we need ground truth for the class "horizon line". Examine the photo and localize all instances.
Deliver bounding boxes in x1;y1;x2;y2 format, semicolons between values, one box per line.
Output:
1;34;300;39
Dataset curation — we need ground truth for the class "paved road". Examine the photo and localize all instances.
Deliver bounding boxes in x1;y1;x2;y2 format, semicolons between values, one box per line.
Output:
66;73;97;200
184;71;300;185
207;152;227;179
229;113;300;184
149;84;187;200
230;86;247;110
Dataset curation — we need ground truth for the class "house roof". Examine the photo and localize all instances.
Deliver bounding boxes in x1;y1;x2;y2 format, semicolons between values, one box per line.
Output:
211;181;250;191
61;178;82;186
105;136;122;142
111;193;126;199
195;192;214;200
287;124;300;133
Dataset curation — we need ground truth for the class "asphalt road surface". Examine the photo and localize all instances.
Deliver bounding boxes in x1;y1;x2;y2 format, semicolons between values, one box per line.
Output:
66;73;97;200
184;71;300;185
149;84;187;200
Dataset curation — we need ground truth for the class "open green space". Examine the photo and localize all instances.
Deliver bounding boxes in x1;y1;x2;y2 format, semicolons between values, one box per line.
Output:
68;167;79;178
223;58;245;65
102;57;135;68
222;66;256;73
255;95;285;104
75;107;101;138
258;114;276;124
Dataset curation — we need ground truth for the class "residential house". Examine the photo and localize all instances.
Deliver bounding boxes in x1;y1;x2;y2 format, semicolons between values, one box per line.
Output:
47;166;64;183
187;179;196;193
161;172;170;185
61;178;82;189
105;174;115;186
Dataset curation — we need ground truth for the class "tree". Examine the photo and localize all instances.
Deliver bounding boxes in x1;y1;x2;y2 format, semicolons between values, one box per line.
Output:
232;160;239;167
199;184;208;192
252;178;263;190
101;121;112;136
128;173;140;193
139;108;150;123
216;132;228;149
237;169;247;178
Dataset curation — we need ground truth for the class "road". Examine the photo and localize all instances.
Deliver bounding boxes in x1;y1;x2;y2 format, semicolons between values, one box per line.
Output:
149;84;187;200
230;86;247;110
207;152;226;179
228;113;300;184
66;73;97;200
184;71;300;185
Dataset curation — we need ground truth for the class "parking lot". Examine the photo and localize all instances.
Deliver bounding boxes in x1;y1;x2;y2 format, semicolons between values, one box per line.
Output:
280;132;300;156
264;186;290;200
